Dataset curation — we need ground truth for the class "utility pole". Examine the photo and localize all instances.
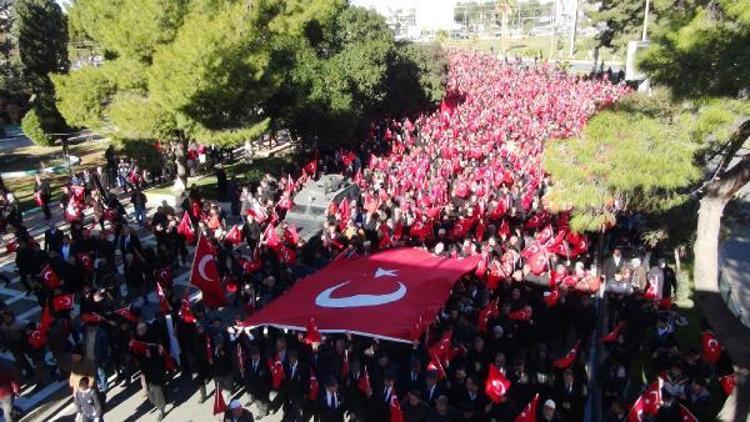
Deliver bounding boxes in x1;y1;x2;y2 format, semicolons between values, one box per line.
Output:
642;0;651;41
549;0;558;58
568;0;579;57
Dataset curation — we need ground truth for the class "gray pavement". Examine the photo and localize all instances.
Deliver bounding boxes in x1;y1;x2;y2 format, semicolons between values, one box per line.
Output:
719;196;750;329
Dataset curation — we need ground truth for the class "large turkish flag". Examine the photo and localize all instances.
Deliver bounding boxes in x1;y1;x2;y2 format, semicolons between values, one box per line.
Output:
190;233;227;308
244;248;480;342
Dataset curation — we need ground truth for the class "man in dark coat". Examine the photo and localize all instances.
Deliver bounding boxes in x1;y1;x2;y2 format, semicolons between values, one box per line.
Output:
244;345;271;417
317;377;346;422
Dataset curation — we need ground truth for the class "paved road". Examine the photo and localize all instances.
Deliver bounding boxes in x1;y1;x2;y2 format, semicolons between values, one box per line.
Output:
0;192;268;422
719;194;750;329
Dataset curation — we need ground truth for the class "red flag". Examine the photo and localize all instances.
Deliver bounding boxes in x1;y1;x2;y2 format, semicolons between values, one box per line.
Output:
179;299;197;324
39;305;53;334
485;364;511;404
535;224;553;244
627;395;645;422
427;352;447;380
81;312;106;324
701;331;721;364
114;307;138;323
270;359;285;390
307;375;319;401
508;308;532;322
76;253;93;272
154;266;173;288
390;394;404;422
5;239;17;254
225;225;243;246
304;158;318;176
429;330;460;368
52;293;75;312
515;393;539;422
477;299;499;333
213;383;228;415
71;185;85;202
678;404;698;422
602;321;626;343
341;350;350;378
40;264;61;289
129;339;148;356
278;244;297;266
156;282;171;313
262;224;282;252
640;378;663;416
189;234;227;308
284;224;300;246
450;216;475;239
28;330;47;349
543;289;560;307
177;212;195;244
719;374;736;395
358;366;371;394
305;317;321;345
243;248;480;342
553;341;580;369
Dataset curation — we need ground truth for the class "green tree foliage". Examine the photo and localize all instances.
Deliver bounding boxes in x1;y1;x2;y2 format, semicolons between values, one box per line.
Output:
543;94;702;232
267;5;447;145
0;0;23;96
12;0;69;90
12;0;69;138
55;0;447;158
639;0;750;98
67;0;188;62
51;66;114;128
591;0;649;50
21;106;52;146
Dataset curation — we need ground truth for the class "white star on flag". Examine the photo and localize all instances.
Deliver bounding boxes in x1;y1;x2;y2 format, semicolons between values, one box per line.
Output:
375;268;398;278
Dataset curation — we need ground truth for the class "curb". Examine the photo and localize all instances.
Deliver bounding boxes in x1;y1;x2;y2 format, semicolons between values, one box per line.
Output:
1;155;80;180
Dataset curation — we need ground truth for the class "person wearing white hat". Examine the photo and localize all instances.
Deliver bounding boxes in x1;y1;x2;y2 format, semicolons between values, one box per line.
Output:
542;399;561;421
224;399;254;422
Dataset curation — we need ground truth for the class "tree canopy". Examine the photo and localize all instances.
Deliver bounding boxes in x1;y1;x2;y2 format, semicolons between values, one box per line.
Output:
54;0;447;149
12;0;69;144
639;0;750;98
547;1;750;234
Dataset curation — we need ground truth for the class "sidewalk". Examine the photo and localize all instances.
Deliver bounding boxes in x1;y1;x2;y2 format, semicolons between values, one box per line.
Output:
719;201;750;329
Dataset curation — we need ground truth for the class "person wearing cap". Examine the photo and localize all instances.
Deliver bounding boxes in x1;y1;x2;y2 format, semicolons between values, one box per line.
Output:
541;399;561;421
318;377;345;422
224;399;254;422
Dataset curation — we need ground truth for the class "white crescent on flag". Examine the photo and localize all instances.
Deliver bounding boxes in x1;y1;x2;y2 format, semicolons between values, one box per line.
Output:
198;255;217;282
315;281;407;308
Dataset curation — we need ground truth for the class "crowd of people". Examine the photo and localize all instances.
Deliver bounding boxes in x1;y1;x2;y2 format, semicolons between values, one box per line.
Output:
0;51;735;422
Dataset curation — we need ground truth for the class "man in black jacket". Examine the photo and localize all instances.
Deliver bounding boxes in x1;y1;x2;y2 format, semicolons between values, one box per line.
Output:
244;345;271;417
272;348;308;422
44;223;64;254
318;377;346;422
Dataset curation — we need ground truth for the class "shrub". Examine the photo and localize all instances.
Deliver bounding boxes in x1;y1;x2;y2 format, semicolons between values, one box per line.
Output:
21;107;54;147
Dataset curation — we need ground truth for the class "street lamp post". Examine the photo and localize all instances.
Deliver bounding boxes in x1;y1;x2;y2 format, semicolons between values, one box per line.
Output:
642;0;651;41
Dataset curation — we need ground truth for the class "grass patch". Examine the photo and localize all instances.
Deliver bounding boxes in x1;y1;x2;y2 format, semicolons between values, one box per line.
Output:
443;35;622;63
4;138;110;212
